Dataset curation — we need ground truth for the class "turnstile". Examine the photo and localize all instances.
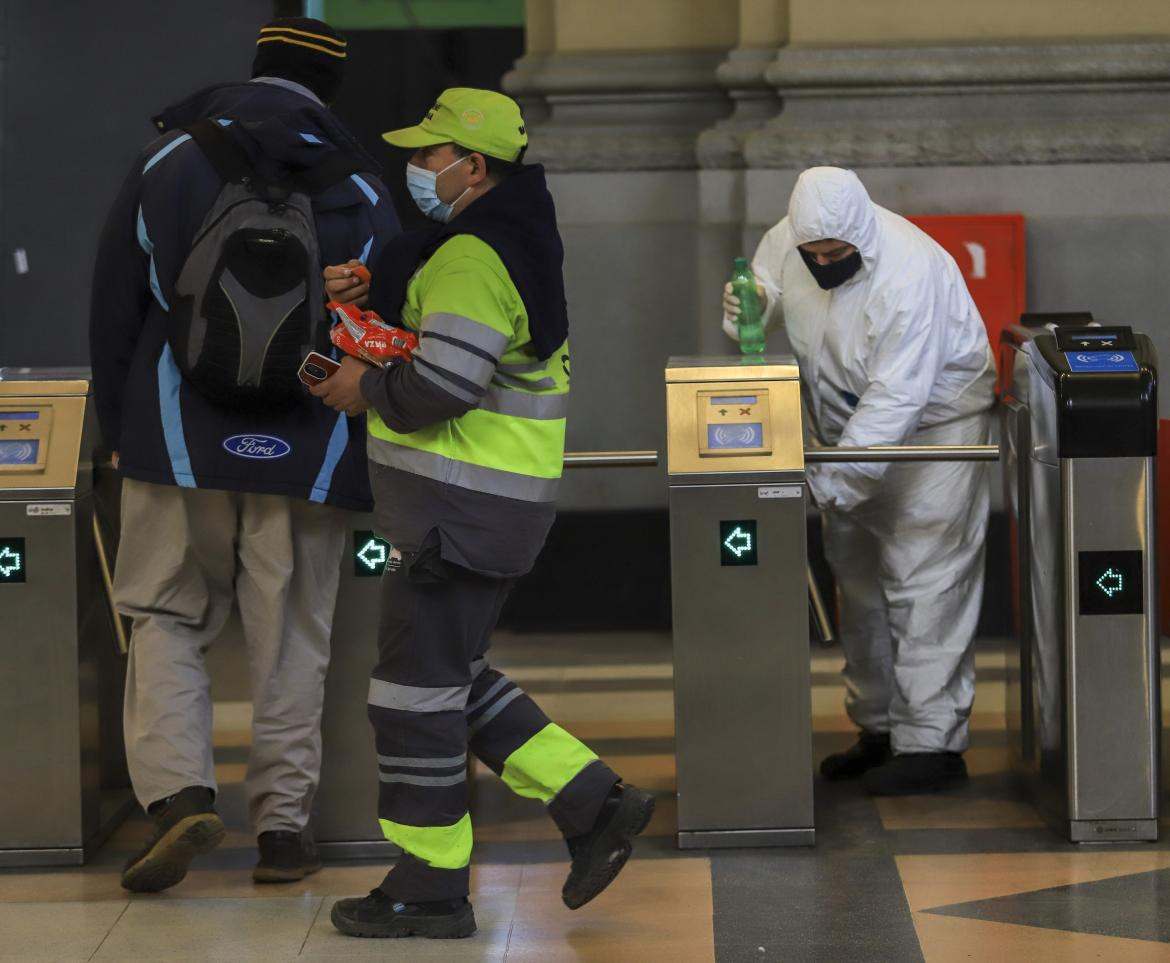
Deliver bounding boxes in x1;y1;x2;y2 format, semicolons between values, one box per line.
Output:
666;356;814;848
0;369;133;866
313;522;394;857
1000;322;1160;842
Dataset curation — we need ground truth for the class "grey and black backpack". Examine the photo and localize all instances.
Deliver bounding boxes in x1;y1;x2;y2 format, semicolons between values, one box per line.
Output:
168;118;364;410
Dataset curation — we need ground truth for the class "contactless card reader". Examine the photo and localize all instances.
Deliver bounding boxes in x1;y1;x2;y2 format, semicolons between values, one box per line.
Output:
1056;325;1139;373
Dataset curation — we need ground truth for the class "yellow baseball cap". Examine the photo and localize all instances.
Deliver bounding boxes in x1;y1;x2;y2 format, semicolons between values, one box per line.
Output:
382;87;528;162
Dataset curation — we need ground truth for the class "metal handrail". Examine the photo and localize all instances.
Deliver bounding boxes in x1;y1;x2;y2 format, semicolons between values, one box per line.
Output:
804;444;999;463
564;450;659;468
92;511;129;656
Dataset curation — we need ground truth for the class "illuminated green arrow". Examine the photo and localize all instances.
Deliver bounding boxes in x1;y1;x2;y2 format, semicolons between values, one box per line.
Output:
1096;568;1124;598
723;526;753;558
0;546;22;578
357;539;388;571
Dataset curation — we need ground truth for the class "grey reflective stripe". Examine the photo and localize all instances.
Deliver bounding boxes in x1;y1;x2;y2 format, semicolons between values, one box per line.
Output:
415;336;496;387
465;678;510;716
378;771;467;787
378;753;468;769
471;658;489;679
367;438;560;502
468;688;524;736
368;678;469;713
479;384;569;421
498;360;551;375
416;360;483;404
493;372;556;391
423;313;509;357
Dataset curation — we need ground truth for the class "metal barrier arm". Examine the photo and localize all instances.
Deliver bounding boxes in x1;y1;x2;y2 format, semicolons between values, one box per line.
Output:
563;450;659;468
804;444;999;463
92;512;129;656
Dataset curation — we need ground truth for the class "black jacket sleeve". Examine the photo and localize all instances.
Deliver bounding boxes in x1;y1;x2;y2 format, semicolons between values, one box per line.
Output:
89;164;151;452
360;363;476;434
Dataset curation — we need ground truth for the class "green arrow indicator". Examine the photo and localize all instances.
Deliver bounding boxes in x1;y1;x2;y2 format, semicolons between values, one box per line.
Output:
722;526;753;559
0;546;22;579
1096;567;1124;598
357;538;388;571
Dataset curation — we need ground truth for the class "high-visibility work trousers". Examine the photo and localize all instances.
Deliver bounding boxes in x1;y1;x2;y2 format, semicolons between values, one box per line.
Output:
368;537;619;902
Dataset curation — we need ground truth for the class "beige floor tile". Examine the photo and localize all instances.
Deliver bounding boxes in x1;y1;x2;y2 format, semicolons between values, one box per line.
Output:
299;891;515;961
603;753;675;792
898;851;1170;912
91;895;321;962
508;858;713;962
0;868;128;904
518;855;710;894
536;690;674;723
876;795;1043;832
0;899;127;962
561;719;675;741
213;762;248;785
912;911;1170;963
504;934;715;963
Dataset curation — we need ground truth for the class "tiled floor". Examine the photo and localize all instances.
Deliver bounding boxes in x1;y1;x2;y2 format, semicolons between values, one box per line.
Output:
3;634;1170;961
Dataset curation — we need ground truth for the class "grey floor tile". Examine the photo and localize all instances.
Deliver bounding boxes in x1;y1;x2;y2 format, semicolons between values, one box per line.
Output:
91;895;322;962
299;891;515;961
926;867;1170;943
0;900;127;962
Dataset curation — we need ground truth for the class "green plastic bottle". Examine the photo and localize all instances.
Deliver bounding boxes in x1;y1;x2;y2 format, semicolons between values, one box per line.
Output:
730;257;765;355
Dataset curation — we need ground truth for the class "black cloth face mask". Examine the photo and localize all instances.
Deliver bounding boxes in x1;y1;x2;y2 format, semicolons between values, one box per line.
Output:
800;248;863;290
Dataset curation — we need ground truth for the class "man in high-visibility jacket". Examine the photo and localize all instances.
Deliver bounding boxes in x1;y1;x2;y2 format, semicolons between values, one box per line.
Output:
311;88;654;941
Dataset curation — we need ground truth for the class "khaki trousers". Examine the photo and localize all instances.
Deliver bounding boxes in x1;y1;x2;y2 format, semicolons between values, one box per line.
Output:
114;478;345;832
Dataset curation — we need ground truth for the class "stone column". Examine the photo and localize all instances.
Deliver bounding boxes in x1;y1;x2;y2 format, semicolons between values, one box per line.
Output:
504;0;737;171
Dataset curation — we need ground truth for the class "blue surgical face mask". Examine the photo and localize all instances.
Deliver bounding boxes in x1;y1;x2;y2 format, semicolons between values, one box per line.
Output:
406;155;470;223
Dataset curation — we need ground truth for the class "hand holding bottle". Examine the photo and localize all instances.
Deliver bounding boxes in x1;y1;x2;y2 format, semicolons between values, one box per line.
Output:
722;280;766;322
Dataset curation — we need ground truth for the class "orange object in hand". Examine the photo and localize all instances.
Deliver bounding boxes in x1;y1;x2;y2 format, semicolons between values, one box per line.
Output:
327;301;418;367
351;263;371;285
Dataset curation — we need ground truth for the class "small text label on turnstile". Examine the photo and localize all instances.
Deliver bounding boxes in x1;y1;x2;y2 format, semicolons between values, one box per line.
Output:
757;486;801;500
354;531;399;577
1078;550;1143;616
719;520;758;567
0;538;26;583
25;503;71;517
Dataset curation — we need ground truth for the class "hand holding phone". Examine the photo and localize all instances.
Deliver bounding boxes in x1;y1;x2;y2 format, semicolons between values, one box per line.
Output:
298;351;342;387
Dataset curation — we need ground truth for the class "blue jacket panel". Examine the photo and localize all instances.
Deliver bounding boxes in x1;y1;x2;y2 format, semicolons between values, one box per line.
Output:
90;81;400;510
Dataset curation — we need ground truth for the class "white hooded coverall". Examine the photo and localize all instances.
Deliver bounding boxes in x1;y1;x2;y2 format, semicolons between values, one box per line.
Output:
726;168;995;754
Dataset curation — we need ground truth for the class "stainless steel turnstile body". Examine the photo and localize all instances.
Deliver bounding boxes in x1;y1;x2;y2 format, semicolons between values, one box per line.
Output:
0;370;132;866
1000;324;1160;842
666;356;813;848
313;522;392;857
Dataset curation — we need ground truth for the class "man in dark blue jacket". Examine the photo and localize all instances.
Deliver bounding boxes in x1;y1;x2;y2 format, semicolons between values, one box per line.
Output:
89;17;400;893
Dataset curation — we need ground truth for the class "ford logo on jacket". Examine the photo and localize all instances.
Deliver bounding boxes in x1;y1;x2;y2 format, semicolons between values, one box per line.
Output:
223;434;292;459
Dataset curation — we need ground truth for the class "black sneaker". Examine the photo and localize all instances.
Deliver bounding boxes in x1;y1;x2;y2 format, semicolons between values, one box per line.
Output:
562;783;655;910
861;752;969;796
120;786;225;893
819;731;892;780
253;830;323;884
331;888;476;939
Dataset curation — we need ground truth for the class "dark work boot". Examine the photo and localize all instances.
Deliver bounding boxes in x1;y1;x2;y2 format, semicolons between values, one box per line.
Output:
861;752;969;796
819;731;892;780
121;786;225;893
331;889;477;939
562;783;656;910
253;830;323;884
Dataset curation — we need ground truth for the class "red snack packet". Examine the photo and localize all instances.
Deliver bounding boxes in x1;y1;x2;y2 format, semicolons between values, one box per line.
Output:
327;301;418;367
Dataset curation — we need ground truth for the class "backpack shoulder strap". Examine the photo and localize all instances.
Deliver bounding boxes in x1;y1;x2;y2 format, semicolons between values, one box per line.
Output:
284;150;367;197
183;118;258;186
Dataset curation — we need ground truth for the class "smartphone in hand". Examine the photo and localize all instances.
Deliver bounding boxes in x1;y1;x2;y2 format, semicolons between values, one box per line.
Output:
298;351;342;387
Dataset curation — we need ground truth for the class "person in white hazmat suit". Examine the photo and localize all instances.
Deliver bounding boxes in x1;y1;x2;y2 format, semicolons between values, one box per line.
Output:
722;167;995;795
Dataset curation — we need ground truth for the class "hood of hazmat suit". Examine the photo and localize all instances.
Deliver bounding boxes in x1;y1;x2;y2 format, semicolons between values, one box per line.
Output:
725;167;995;511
